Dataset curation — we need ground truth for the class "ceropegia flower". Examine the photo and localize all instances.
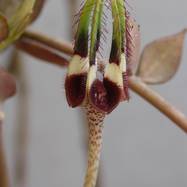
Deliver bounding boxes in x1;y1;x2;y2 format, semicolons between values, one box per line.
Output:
65;1;135;186
65;0;132;114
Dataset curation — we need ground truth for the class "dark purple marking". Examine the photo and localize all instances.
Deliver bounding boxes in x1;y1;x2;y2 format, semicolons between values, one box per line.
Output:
89;78;122;114
65;73;87;107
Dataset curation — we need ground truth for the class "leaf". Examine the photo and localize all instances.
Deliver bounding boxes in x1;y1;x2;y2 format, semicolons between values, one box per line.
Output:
136;30;186;84
0;0;36;50
0;0;22;18
0;14;9;42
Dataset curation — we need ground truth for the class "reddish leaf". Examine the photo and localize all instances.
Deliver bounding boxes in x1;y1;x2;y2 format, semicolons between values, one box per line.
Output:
0;14;9;42
30;0;46;23
137;30;186;84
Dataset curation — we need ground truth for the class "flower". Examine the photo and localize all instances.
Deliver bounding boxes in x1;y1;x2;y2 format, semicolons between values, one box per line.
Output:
65;0;132;114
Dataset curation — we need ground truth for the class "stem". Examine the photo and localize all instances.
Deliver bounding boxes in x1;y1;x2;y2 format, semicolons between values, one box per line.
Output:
9;51;29;187
84;104;105;187
18;31;187;133
129;76;187;133
21;31;73;55
0;111;9;187
16;37;69;67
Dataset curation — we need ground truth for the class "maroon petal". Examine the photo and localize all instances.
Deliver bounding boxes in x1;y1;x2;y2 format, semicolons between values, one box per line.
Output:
65;73;87;107
89;78;122;114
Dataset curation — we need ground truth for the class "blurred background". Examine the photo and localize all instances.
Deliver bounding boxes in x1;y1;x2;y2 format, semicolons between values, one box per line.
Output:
1;0;187;187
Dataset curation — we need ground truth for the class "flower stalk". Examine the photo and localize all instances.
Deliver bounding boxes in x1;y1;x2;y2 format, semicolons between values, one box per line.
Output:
84;104;105;187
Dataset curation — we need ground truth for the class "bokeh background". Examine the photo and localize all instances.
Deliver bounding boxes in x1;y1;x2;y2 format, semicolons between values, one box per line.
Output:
1;0;187;187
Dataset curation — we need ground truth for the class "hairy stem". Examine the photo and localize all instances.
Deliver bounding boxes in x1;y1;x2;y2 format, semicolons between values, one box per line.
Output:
84;104;105;187
17;31;187;133
129;76;187;133
0;112;9;187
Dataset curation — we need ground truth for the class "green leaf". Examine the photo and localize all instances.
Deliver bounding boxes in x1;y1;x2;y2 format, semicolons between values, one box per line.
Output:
0;0;36;50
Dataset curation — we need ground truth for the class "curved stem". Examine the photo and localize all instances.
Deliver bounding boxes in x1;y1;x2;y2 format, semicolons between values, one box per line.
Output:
0;112;9;187
16;37;69;67
21;31;73;55
129;76;187;133
84;104;105;187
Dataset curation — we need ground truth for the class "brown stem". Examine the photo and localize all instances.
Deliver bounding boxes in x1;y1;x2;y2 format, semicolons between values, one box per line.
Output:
16;38;69;67
22;31;73;55
129;76;187;133
0;113;9;187
18;31;187;133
